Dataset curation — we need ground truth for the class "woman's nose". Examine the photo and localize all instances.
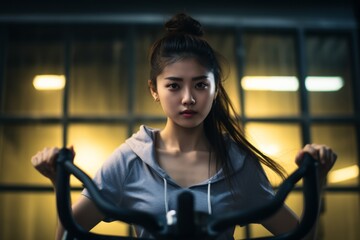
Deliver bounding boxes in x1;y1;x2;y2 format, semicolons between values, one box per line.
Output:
181;89;196;105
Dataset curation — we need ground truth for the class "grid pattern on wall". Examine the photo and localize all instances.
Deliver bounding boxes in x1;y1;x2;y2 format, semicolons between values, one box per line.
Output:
0;15;359;239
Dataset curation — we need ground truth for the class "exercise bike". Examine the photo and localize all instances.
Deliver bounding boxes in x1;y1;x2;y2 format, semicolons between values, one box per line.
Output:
56;148;319;240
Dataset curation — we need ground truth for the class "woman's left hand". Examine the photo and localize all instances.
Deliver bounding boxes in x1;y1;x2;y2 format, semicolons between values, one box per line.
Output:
295;143;337;178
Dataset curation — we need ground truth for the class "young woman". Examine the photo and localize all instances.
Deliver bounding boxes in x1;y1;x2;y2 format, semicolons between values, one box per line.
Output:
31;13;337;240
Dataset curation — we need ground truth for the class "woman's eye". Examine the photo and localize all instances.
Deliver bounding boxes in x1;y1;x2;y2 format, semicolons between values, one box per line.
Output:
196;82;208;89
167;83;179;90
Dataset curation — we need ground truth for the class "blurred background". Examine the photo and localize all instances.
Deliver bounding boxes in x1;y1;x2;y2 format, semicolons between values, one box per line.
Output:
0;0;359;239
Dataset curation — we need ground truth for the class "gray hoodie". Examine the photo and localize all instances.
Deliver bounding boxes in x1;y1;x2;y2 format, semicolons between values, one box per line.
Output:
82;125;274;239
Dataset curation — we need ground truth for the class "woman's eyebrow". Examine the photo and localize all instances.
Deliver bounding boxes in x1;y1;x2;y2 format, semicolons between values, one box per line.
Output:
164;75;209;81
164;76;182;81
192;75;209;81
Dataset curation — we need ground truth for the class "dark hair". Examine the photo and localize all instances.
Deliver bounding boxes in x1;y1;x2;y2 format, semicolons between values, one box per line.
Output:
149;13;286;189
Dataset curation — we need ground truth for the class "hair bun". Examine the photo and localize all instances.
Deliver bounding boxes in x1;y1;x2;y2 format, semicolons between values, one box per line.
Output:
165;13;204;37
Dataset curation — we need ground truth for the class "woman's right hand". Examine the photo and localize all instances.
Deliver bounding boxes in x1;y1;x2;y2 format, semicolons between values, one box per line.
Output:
31;146;75;185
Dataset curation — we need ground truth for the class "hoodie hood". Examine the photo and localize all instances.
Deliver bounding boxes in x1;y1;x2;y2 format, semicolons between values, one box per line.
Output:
125;125;246;185
125;125;168;178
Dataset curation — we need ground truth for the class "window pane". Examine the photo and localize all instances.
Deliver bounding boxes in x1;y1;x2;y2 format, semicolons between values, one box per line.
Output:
306;35;354;115
207;29;240;114
69;31;128;115
321;193;360;239
242;33;299;117
311;124;358;186
134;28;163;115
0;192;132;239
3;29;64;115
245;123;302;185
68;124;128;186
0;124;62;184
0;192;57;240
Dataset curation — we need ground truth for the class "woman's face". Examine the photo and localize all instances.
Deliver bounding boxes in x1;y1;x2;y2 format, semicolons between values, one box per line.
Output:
152;58;216;129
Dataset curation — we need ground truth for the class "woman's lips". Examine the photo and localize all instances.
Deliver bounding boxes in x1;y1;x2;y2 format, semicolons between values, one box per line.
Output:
180;110;197;117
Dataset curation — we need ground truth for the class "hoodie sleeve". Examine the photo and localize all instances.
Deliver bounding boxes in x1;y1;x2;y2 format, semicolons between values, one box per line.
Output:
226;137;275;210
81;143;134;207
235;155;275;210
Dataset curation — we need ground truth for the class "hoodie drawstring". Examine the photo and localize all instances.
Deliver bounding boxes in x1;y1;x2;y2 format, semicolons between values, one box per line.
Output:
163;178;169;213
207;180;212;215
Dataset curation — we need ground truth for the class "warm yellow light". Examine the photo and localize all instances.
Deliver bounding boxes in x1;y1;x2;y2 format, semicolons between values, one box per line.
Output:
305;76;344;92
258;144;280;156
242;76;299;91
33;75;65;90
73;140;107;178
241;76;344;92
328;165;359;183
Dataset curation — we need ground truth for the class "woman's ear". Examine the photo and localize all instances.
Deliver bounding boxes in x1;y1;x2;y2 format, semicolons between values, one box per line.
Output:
148;80;159;101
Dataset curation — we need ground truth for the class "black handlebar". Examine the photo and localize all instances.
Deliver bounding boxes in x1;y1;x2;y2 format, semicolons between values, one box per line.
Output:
56;149;162;240
207;153;319;239
56;149;319;240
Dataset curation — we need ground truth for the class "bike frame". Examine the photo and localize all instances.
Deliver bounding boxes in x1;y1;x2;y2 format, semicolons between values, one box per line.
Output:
56;148;319;240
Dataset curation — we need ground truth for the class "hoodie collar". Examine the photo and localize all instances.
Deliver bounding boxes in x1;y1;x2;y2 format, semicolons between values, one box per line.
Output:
125;125;245;184
125;125;167;178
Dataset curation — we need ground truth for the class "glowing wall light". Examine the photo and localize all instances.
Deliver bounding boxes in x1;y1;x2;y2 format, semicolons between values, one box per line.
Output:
241;76;344;92
241;76;299;91
328;165;359;183
305;76;344;92
33;75;65;90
